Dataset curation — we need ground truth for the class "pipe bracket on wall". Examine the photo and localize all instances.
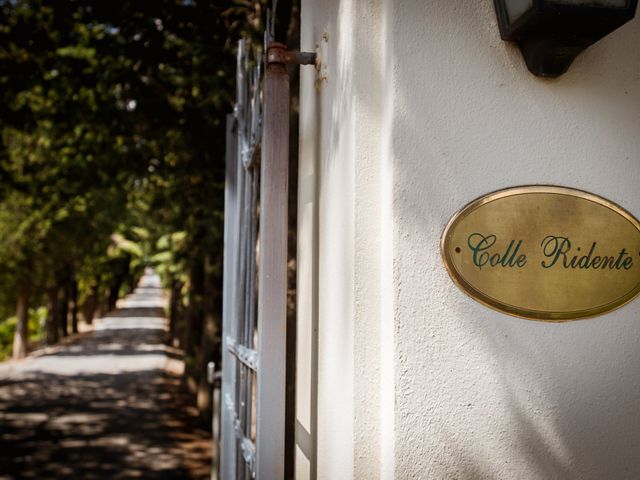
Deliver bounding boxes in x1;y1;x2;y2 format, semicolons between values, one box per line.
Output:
266;42;317;67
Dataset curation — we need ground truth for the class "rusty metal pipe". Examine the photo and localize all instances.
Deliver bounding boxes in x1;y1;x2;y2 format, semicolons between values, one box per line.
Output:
255;42;291;480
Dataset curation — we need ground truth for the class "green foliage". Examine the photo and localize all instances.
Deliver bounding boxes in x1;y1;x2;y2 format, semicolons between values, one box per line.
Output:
0;0;299;424
0;307;46;360
109;233;144;259
0;0;236;315
152;231;188;282
0;4;292;421
0;320;15;361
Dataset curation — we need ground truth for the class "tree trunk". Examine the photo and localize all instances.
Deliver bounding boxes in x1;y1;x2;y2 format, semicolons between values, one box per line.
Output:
108;275;125;311
196;255;220;420
126;273;136;294
70;279;79;334
83;284;98;325
168;278;182;347
183;255;204;359
57;281;69;338
197;309;217;420
12;282;30;359
45;286;59;345
96;284;108;318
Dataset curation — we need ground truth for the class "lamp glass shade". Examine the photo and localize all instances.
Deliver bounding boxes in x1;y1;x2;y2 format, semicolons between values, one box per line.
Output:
505;0;533;23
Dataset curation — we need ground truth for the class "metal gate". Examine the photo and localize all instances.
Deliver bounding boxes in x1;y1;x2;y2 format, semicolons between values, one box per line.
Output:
220;18;315;479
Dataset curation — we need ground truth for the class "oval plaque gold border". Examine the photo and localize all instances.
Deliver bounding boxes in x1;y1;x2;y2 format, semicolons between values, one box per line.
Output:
441;185;640;322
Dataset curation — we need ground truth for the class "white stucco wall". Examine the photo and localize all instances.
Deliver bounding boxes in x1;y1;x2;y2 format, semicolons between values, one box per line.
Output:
298;1;640;479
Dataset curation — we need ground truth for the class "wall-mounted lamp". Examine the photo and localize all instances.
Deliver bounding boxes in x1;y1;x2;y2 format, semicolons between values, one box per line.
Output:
494;0;638;77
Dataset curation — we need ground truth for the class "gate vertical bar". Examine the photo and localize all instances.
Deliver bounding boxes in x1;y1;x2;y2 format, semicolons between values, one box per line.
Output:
221;113;239;480
255;43;290;479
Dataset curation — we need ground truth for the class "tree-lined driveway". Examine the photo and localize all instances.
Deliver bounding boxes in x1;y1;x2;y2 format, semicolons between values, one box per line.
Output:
0;272;211;479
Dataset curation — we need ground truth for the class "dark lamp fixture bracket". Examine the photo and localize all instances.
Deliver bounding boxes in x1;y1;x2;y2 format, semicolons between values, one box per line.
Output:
494;0;638;77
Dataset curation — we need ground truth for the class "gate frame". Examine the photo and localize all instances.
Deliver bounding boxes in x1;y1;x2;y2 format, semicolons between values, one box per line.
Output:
220;32;315;480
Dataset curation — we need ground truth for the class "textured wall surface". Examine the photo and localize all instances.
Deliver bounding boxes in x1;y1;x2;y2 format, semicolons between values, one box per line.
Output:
299;1;640;479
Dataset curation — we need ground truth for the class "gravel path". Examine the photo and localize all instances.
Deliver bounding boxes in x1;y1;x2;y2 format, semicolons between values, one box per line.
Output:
0;272;211;479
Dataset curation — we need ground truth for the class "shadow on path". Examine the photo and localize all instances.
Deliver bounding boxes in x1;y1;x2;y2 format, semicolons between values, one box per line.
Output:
0;272;210;479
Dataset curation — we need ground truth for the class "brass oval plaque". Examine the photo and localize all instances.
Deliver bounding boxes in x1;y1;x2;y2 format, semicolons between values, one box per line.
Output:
441;186;640;321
